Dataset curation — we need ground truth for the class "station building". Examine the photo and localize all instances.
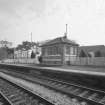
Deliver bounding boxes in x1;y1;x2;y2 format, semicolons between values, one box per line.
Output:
41;36;79;65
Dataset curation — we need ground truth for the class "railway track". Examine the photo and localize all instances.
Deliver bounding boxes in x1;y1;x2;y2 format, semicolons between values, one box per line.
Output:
0;92;12;105
2;69;105;105
0;76;54;105
35;76;105;105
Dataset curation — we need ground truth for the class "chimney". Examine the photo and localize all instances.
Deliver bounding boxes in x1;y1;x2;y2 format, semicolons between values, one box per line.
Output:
64;24;68;38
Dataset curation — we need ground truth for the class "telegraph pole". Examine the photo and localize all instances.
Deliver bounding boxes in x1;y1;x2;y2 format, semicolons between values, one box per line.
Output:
31;32;32;43
66;24;68;36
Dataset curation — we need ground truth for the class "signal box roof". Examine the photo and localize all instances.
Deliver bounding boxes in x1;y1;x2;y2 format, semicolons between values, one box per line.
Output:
41;36;79;47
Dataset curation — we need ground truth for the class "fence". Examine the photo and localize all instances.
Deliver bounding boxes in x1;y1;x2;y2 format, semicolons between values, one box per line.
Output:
2;58;39;64
1;57;105;67
70;57;105;66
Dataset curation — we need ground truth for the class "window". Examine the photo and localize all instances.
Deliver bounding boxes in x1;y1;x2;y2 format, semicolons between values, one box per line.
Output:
70;47;73;55
66;46;70;55
74;48;77;55
56;46;60;55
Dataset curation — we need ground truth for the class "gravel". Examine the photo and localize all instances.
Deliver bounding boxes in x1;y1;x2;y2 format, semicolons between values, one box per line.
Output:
0;72;87;105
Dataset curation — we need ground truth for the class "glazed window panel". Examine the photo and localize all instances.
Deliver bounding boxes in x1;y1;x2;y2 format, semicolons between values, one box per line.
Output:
55;46;61;55
48;47;50;55
70;47;74;55
51;46;53;55
74;47;77;55
52;47;55;55
73;47;75;55
42;48;45;56
51;47;53;55
48;47;51;55
47;47;54;55
56;46;60;54
66;46;70;55
54;46;57;55
44;46;61;55
45;48;48;55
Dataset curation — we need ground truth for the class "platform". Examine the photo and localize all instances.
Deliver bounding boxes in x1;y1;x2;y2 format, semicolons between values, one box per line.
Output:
1;63;105;76
1;63;105;91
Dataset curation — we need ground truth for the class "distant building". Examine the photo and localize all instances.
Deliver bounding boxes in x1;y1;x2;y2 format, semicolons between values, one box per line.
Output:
14;43;41;59
0;40;13;60
79;45;105;57
41;36;79;65
0;40;12;48
14;49;28;59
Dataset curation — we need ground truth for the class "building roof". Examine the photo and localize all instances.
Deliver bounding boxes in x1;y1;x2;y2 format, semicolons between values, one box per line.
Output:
0;40;12;48
79;45;105;53
41;36;78;47
38;40;51;46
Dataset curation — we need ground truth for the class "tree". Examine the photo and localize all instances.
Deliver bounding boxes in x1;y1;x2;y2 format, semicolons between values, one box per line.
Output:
16;41;36;50
79;50;87;57
6;47;14;58
0;48;8;60
0;47;14;59
6;48;14;55
31;51;36;58
95;51;102;57
22;41;31;50
16;44;23;50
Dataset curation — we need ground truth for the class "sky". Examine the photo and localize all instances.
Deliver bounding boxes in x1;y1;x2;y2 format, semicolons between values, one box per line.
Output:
0;0;105;47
